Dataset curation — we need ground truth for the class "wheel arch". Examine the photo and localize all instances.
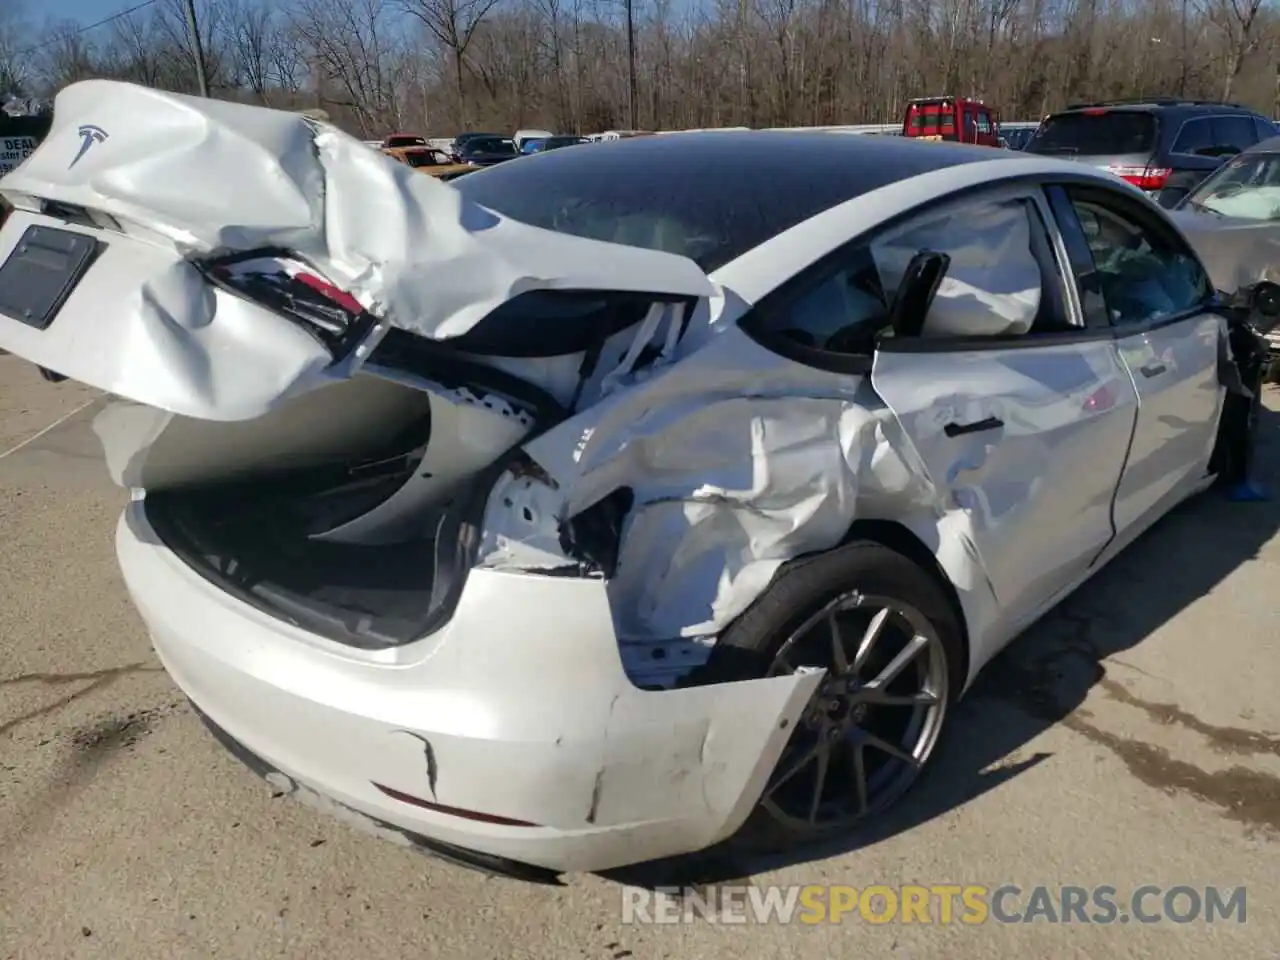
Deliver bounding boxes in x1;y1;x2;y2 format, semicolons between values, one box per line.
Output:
839;518;972;688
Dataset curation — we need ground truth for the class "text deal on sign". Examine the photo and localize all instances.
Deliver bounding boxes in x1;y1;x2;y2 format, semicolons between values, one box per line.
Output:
0;136;38;175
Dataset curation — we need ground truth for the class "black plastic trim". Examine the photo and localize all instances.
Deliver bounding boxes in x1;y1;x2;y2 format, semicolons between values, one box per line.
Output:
0;224;104;331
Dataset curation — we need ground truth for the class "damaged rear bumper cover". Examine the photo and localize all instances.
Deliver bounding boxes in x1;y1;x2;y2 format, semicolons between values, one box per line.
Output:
119;505;822;874
190;703;564;884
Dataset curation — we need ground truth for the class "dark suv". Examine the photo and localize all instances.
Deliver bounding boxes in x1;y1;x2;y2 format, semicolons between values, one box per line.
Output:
1024;97;1277;207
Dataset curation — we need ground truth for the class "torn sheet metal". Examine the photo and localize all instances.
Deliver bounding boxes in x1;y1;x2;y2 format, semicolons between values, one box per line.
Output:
0;79;713;344
510;325;936;644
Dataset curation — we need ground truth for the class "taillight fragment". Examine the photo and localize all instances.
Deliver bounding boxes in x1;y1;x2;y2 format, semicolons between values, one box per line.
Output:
1108;165;1171;191
197;249;375;358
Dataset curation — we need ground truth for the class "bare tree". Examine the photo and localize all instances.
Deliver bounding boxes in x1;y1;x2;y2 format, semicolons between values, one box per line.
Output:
0;0;31;95
1201;0;1265;100
400;0;505;126
15;0;1280;136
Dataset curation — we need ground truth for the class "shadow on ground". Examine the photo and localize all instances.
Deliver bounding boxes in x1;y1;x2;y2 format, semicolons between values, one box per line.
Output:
604;399;1280;890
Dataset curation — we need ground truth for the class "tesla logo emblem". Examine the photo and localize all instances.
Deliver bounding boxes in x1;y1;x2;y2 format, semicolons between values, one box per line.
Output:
69;124;109;169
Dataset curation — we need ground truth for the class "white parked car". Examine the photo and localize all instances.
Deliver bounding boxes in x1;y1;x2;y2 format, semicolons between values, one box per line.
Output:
0;81;1264;881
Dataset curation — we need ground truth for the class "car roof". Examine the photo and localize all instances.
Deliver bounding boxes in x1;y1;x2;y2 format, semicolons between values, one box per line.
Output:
451;131;1033;272
529;128;1019;177
1054;100;1256;116
1244;134;1280;154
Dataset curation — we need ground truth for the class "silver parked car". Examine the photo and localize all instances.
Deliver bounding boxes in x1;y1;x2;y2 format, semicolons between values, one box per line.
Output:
0;80;1264;880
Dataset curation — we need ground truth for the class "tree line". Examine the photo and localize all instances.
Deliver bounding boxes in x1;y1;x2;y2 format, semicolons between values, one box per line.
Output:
0;0;1276;139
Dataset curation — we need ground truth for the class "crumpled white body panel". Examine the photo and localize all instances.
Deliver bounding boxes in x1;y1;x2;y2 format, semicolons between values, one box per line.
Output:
1167;208;1280;294
0;80;712;343
518;326;933;643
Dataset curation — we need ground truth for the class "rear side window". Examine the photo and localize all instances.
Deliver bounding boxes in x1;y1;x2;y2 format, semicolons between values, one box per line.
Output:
1211;115;1259;150
745;195;1071;357
1171;118;1215;155
1254;117;1277;141
1027;111;1157;156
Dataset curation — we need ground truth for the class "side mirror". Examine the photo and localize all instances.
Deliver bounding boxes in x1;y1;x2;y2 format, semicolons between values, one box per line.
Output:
888;250;951;338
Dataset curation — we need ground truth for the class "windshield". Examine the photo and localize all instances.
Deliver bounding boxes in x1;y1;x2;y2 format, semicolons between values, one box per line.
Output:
465;137;517;156
1026;111;1157;156
1183;152;1280;219
404;151;438;168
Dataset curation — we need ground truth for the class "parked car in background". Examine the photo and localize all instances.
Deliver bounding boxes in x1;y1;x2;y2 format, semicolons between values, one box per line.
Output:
514;128;553;152
1167;134;1280;376
456;134;520;166
382;133;430;150
451;131;506;159
524;135;589;154
1024;98;1276;207
0;82;1264;879
999;125;1038;150
383;145;474;179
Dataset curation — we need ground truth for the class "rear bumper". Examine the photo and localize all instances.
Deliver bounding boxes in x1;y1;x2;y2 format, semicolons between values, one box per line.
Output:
191;703;563;883
117;503;821;874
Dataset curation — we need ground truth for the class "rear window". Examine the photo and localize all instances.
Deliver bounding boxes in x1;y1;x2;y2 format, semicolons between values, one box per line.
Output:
466;137;517;156
1026;111;1157;156
385;135;427;148
450;133;1002;272
907;104;956;134
404;151;438;168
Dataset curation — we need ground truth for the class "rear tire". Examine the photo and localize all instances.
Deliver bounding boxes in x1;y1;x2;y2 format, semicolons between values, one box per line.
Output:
698;541;964;847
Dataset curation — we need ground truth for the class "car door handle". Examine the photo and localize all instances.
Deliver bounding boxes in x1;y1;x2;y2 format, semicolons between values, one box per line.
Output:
1139;362;1167;378
943;416;1004;437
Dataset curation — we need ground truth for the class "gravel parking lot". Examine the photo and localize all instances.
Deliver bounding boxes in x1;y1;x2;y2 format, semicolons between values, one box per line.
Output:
1;352;1277;959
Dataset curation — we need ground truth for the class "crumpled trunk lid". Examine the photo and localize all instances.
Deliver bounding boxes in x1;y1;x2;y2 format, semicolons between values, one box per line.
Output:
0;80;713;492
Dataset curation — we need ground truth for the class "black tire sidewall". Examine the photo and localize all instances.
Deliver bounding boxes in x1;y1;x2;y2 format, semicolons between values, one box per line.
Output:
698;541;965;701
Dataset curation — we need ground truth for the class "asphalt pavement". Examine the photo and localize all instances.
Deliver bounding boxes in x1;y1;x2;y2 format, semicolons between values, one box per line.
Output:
1;353;1277;959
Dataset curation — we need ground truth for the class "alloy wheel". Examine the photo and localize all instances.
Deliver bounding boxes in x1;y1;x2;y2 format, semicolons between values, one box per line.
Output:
760;591;949;831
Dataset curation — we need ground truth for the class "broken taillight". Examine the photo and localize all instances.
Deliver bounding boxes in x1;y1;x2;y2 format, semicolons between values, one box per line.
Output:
1108;165;1172;191
199;250;375;357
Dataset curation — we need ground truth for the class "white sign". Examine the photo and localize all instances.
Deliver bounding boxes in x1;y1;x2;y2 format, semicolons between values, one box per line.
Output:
0;136;37;175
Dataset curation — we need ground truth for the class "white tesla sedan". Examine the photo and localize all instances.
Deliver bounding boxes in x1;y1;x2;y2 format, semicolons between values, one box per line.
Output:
0;81;1264;881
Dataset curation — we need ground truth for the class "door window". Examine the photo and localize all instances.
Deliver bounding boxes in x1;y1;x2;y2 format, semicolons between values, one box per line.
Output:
1254;116;1277;142
745;194;1074;357
1171;118;1214;156
1065;191;1213;327
975;111;993;135
1211;114;1259;152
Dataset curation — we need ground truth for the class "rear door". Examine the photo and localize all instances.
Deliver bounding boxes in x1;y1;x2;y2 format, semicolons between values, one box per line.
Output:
1047;183;1224;534
867;184;1138;628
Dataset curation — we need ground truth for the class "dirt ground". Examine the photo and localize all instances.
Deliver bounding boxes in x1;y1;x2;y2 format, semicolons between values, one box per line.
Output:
1;353;1276;959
